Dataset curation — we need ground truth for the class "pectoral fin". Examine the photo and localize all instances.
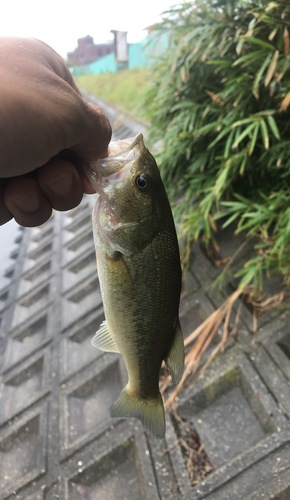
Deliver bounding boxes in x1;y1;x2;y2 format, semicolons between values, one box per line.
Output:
91;320;119;353
165;320;184;385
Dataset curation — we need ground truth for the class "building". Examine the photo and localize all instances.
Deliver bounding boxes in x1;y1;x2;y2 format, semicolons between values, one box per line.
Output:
67;35;114;66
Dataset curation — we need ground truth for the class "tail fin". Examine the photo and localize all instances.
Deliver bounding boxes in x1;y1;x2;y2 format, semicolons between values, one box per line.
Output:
110;387;165;438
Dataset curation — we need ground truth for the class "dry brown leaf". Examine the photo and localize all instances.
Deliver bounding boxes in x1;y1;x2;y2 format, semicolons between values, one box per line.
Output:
248;290;290;318
206;91;224;106
162;289;243;411
283;26;289;55
279;91;290;112
264;50;279;87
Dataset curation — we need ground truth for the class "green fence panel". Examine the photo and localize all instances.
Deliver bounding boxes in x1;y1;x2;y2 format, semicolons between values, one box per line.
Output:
71;32;168;75
129;33;169;69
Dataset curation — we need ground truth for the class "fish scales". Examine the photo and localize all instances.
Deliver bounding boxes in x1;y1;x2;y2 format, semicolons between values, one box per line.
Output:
103;231;180;396
88;133;184;437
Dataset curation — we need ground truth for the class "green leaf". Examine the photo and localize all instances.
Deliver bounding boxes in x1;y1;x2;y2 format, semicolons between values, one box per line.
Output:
260;119;270;149
224;128;235;158
209;126;232;149
253;53;272;98
232;49;266;67
239;36;275;51
144;0;290;293
232;122;257;149
266;115;280;140
248;122;260;155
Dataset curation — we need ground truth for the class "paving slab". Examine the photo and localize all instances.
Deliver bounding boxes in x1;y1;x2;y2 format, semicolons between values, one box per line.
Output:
0;105;290;499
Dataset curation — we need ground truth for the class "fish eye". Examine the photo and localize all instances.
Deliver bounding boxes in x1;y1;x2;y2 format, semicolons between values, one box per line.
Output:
135;173;152;192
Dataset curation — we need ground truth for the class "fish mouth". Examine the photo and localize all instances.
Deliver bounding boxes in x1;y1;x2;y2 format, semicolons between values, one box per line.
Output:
84;133;144;193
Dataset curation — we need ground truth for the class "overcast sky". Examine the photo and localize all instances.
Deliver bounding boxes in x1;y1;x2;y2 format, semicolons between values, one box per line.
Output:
0;0;179;58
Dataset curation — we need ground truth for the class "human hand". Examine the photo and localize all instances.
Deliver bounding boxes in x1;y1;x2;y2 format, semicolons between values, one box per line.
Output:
0;37;112;227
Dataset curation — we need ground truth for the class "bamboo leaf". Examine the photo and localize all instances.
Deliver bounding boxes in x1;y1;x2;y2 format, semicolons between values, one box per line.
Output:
266;115;280;140
208;127;232;149
248;121;260;155
224;129;235;158
236;37;245;55
232;123;256;149
260;119;270;149
240;36;275;51
253;54;272;98
207;59;231;67
145;0;290;296
231;118;254;127
264;50;279;87
283;26;290;55
232;49;266;67
268;27;278;41
279;91;290;112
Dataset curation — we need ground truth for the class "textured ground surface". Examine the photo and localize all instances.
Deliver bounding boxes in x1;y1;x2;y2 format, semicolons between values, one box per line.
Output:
0;102;290;499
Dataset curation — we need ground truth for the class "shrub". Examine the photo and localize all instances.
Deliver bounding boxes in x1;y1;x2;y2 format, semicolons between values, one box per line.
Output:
146;0;290;292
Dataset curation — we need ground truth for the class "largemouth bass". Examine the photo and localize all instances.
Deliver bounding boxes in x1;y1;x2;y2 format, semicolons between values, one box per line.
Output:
87;133;184;438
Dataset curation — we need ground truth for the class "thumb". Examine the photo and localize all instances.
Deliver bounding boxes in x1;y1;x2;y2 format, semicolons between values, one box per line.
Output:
71;101;112;161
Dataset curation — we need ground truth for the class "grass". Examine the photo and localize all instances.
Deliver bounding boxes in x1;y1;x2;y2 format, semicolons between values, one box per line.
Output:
75;68;152;122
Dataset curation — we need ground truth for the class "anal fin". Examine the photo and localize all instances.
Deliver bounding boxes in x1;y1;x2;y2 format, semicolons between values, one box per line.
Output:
91;320;119;353
165;320;184;385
